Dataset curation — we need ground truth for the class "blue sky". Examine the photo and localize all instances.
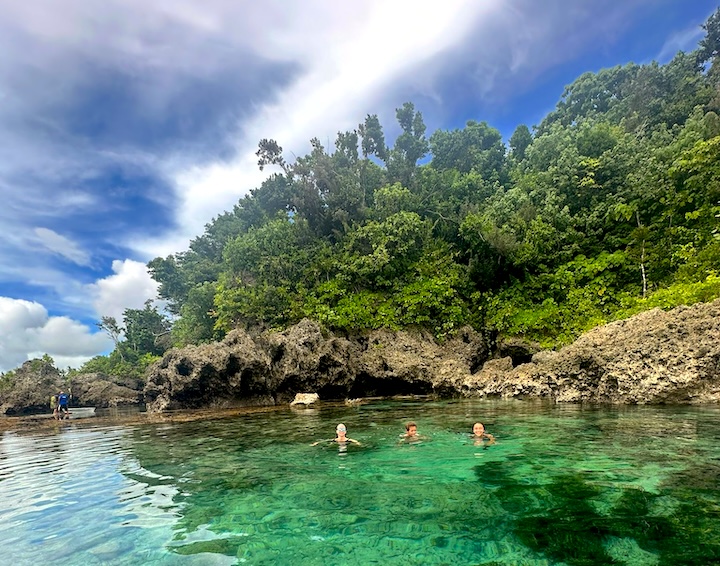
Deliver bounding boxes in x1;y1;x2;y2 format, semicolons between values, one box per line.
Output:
0;0;717;372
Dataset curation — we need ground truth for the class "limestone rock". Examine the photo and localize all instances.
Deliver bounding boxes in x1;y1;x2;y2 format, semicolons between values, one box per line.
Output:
139;299;720;411
466;299;720;404
290;393;319;405
0;360;64;416
144;328;273;412
70;373;143;408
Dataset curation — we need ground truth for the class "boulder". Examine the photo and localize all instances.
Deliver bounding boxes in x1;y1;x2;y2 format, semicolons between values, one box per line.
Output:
0;360;64;416
144;328;274;412
69;373;143;408
467;299;720;404
290;393;320;405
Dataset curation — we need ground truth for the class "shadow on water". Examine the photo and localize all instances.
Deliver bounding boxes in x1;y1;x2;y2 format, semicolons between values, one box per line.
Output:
475;459;720;566
5;399;720;565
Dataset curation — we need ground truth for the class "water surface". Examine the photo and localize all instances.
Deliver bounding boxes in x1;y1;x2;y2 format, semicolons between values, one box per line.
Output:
2;400;720;565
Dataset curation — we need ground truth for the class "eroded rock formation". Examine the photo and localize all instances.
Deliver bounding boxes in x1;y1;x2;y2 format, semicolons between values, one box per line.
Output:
5;299;719;416
144;320;491;412
466;300;720;403
144;300;720;411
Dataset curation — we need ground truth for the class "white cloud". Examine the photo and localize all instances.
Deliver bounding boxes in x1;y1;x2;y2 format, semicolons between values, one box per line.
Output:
33;227;91;266
0;0;705;373
656;26;705;63
0;297;112;373
134;0;501;257
86;259;160;322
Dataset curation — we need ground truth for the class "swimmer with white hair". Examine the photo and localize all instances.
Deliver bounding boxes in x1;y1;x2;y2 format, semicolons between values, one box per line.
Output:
311;423;361;446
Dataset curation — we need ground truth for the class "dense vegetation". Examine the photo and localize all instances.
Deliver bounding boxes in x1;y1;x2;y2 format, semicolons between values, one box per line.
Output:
5;10;719;380
146;9;720;350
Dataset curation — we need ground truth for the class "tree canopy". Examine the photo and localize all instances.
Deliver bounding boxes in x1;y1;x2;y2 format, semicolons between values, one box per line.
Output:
28;10;719;379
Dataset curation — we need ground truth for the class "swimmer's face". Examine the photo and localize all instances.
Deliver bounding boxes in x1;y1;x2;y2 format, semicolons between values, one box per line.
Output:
407;425;417;436
473;423;485;436
336;427;347;439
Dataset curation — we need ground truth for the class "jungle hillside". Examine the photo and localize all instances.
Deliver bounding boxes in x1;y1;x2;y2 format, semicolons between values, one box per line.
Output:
12;9;720;381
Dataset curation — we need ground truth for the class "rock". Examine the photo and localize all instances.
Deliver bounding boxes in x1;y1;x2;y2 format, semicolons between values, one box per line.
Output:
144;328;274;412
142;299;720;411
467;299;720;404
143;320;492;412
290;393;319;405
0;360;64;416
69;373;143;408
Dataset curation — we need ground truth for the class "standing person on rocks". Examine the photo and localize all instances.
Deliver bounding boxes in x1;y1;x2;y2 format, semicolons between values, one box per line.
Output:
57;390;70;419
50;393;59;420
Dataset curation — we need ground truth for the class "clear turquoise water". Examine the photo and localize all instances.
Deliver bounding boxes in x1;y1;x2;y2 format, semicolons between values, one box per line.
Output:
2;399;720;565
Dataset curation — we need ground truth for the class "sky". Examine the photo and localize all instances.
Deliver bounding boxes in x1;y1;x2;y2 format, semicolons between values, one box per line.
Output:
0;0;718;373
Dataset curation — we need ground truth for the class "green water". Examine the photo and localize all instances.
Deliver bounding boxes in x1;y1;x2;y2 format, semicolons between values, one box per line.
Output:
2;400;720;565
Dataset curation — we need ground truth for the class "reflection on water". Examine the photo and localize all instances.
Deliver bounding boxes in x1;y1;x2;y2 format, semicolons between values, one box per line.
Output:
2;400;720;565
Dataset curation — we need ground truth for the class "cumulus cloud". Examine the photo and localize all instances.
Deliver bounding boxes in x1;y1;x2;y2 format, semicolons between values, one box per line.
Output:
87;259;160;322
0;297;112;373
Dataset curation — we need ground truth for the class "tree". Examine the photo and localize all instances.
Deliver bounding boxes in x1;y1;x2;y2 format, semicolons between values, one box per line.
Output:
256;138;290;174
122;301;172;357
387;102;429;187
430;120;506;180
358;114;388;162
696;7;720;70
97;316;124;361
509;124;533;162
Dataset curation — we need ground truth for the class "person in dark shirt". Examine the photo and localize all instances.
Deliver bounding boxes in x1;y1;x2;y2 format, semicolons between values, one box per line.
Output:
57;390;69;419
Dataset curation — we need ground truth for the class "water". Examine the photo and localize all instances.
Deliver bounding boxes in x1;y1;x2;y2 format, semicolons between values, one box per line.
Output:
2;399;720;565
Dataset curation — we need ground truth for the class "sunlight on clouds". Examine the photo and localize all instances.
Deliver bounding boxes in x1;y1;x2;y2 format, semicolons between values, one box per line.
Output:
140;0;500;259
33;227;91;266
0;297;112;373
87;259;159;322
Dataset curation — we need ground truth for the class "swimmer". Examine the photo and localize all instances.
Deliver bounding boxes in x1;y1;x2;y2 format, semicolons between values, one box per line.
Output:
399;421;428;443
311;423;360;446
471;422;495;445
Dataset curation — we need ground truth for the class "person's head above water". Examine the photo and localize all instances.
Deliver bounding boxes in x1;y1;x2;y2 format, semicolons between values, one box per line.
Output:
405;421;417;436
472;422;485;436
336;423;347;437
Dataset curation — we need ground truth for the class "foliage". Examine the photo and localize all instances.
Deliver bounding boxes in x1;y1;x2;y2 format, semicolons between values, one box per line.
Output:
126;8;720;359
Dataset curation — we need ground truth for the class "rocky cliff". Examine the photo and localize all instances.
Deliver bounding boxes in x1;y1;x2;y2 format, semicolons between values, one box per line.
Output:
0;363;144;416
469;299;720;403
144;299;720;411
4;299;719;416
143;320;491;412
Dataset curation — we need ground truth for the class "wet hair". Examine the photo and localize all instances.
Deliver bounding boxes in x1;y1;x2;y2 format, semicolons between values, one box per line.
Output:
405;421;417;431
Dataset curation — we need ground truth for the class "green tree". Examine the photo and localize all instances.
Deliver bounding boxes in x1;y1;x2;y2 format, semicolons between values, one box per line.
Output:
430;120;506;181
387;102;429;187
509;124;533;162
